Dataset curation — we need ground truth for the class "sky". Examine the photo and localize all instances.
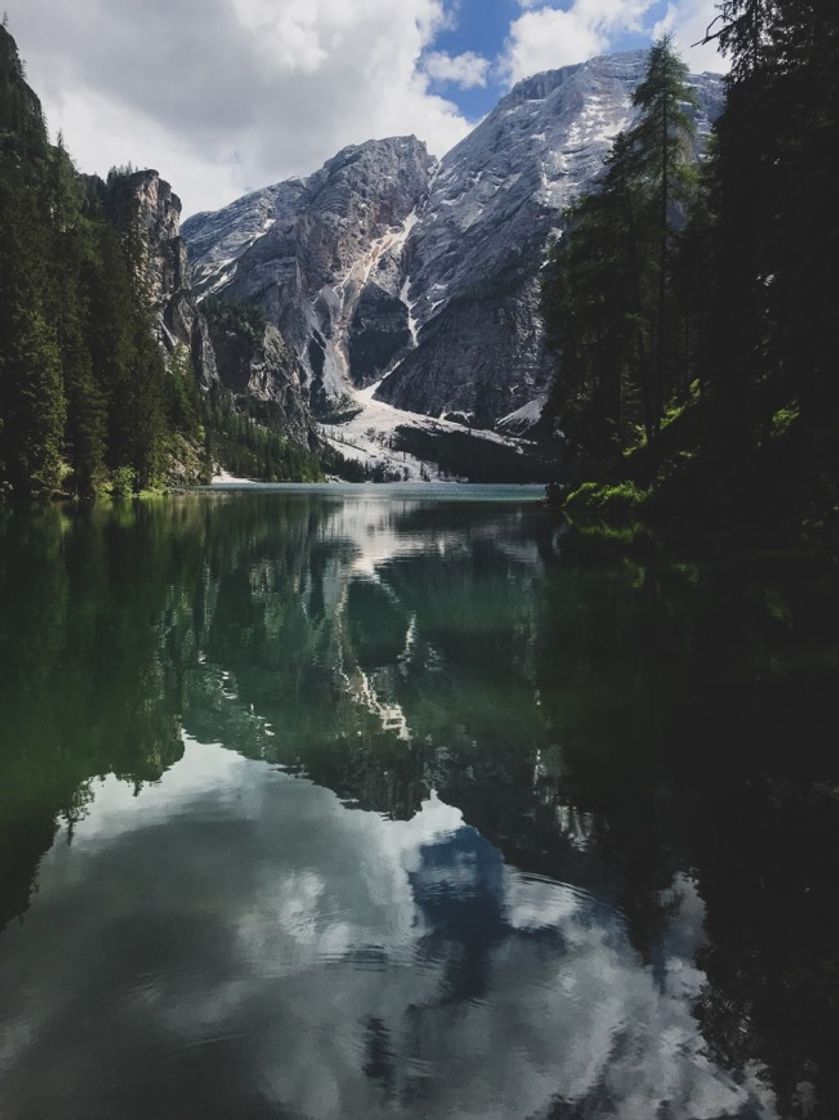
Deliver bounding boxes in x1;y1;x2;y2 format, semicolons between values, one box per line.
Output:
5;0;725;217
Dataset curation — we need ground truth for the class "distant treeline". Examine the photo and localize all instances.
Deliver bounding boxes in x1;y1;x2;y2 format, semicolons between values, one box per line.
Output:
543;4;838;543
203;391;323;483
392;426;564;484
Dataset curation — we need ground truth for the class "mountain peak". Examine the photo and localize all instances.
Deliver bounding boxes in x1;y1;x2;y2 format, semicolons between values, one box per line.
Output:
503;49;662;111
184;50;723;431
319;134;434;179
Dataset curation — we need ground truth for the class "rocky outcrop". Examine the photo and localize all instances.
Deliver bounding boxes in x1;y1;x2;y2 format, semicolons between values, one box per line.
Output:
184;52;724;433
347;280;412;387
203;303;312;446
185;137;434;409
0;24;45;150
102;169;321;452
104;170;219;389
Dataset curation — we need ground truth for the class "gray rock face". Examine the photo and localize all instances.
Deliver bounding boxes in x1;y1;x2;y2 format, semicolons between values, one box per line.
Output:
378;51;723;426
183;52;724;430
179;183;291;280
204;310;311;447
348;281;412;387
106;170;218;389
107;171;317;445
185;137;434;409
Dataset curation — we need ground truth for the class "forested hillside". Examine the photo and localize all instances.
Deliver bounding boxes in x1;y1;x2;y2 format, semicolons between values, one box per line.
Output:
0;24;323;497
0;25;179;496
543;2;838;546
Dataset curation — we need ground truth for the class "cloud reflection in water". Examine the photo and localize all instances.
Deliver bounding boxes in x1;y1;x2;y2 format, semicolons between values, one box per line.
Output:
0;739;775;1120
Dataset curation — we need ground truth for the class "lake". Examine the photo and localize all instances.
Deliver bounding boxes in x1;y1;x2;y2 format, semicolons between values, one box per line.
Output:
1;485;838;1119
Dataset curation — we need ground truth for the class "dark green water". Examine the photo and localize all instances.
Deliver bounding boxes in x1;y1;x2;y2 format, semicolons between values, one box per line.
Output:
1;486;838;1120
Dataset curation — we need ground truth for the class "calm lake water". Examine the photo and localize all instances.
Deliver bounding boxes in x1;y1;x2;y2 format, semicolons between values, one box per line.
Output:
1;485;838;1120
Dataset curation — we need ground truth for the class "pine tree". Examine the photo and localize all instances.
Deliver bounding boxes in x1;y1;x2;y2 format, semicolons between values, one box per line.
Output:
46;138;106;496
167;343;200;437
543;39;699;462
126;320;167;491
0;301;65;496
543;133;648;456
628;36;698;435
0;25;66;496
699;0;839;493
84;223;138;477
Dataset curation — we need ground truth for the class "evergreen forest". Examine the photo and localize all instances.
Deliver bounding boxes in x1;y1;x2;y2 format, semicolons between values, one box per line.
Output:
0;23;323;497
542;1;838;546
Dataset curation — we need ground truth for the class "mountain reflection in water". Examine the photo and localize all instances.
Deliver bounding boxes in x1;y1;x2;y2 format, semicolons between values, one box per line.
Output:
1;487;837;1119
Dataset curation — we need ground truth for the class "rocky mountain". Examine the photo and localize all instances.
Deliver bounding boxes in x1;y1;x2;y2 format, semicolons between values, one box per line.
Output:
379;52;722;429
102;169;219;390
187;137;434;411
202;299;312;447
102;168;317;450
0;22;43;147
184;51;724;440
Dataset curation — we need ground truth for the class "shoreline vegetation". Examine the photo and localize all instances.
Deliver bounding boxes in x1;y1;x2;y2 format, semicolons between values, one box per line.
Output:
540;8;838;554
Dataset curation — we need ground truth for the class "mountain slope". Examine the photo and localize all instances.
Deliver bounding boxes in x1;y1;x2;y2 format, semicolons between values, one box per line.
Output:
184;51;723;442
186;137;434;409
379;52;721;427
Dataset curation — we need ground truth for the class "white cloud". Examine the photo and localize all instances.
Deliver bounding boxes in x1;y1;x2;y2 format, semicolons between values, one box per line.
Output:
503;0;654;83
424;49;491;89
4;0;473;216
2;0;728;220
503;6;604;81
502;0;725;85
654;0;730;73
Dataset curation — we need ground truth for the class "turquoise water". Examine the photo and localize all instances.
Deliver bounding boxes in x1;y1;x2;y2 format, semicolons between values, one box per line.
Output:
1;489;837;1119
204;480;549;500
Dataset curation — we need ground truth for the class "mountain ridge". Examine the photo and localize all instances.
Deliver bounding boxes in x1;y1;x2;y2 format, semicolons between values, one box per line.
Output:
183;50;723;439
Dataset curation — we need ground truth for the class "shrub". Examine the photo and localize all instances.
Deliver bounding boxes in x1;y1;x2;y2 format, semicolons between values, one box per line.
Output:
110;466;137;498
564;479;648;516
770;403;800;440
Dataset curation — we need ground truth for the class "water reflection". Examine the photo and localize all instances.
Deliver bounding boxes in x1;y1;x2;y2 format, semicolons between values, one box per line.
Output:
0;742;772;1119
1;490;838;1118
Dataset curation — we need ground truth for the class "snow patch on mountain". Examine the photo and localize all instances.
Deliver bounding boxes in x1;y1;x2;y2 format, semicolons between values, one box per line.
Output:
320;377;529;482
